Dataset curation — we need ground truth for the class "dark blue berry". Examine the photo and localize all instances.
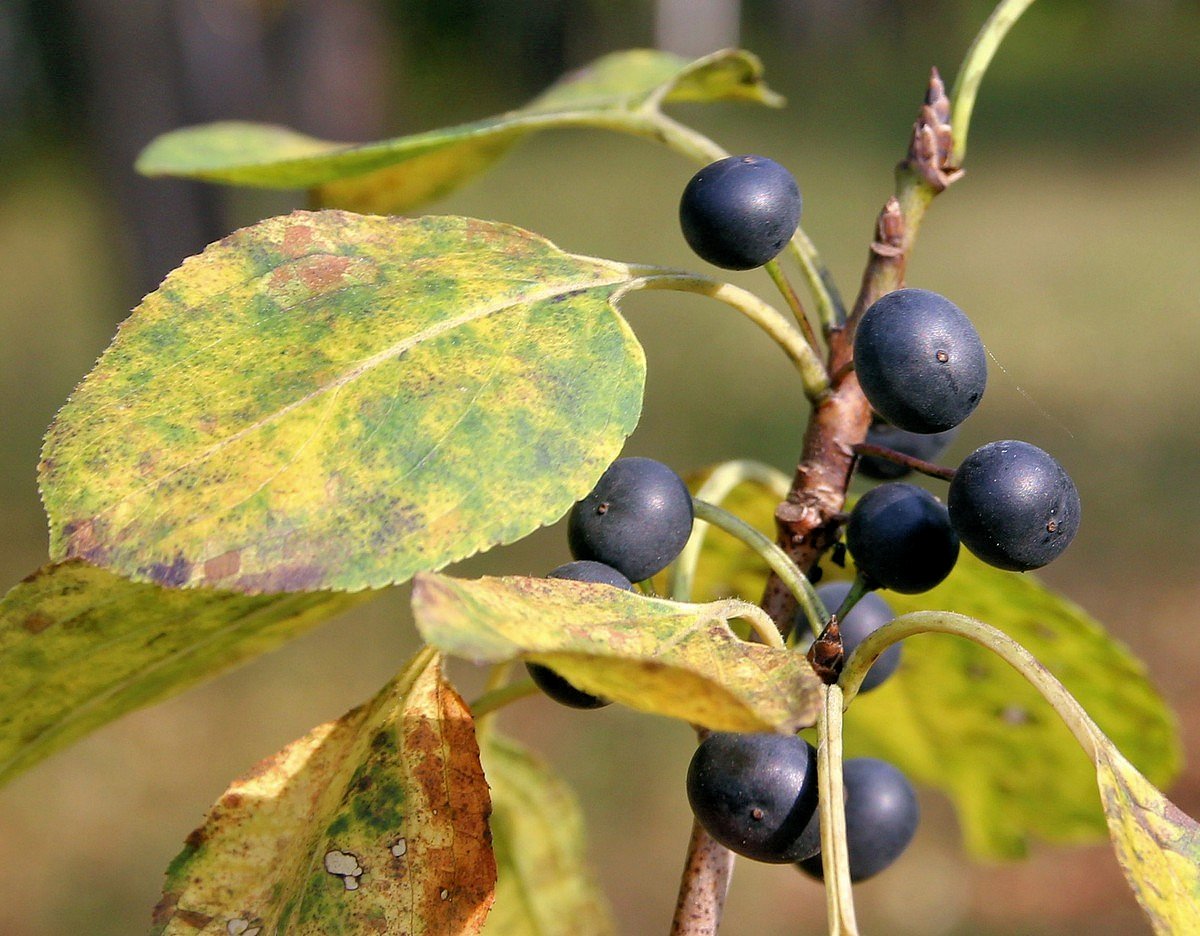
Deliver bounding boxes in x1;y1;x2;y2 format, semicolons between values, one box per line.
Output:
567;457;694;583
846;482;959;593
526;662;611;710
796;757;919;882
679;155;802;270
524;560;633;709
546;559;633;590
948;440;1081;571
815;582;901;692
853;288;987;433
686;731;820;863
858;419;959;481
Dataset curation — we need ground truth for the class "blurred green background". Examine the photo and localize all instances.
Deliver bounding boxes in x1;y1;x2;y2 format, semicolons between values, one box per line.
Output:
1;1;1198;933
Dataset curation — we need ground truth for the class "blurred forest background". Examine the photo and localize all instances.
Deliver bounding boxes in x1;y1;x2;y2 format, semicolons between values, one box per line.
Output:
1;1;1198;933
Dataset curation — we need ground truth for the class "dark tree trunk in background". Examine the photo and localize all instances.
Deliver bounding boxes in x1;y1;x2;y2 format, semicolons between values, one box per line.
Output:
65;0;389;309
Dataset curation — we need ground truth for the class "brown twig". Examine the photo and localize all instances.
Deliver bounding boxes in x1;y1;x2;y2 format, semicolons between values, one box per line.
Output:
851;442;957;482
762;68;962;638
670;813;735;935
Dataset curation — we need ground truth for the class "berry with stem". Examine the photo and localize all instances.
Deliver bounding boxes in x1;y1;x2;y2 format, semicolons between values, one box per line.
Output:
948;439;1081;571
686;731;820;863
853;288;987;433
846;482;960;593
567;456;694;583
679;155;802;271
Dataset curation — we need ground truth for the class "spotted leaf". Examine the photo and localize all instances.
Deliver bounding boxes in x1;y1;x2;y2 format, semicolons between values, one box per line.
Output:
40;211;644;592
152;647;495;935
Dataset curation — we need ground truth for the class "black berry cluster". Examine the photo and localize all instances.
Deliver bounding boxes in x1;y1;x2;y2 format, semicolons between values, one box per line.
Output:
686;733;918;882
528;457;694;708
849;287;1080;580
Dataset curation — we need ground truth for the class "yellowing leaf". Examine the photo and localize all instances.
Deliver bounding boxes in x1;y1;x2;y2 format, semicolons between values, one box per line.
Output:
0;559;362;787
481;733;614;936
40;211;644;593
136;49;781;214
152;647;495;935
412;573;821;733
673;474;1180;858
1092;732;1200;935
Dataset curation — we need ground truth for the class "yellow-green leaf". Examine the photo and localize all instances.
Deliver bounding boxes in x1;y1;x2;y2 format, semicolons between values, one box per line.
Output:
136;49;781;214
481;733;614;936
152;647;495;935
1092;730;1200;934
0;559;362;787
412;573;822;733
673;475;1180;858
40;211;644;593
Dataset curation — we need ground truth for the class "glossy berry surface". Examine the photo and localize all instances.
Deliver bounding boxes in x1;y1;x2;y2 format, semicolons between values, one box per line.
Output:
858;419;959;481
523;560;633;709
948;440;1081;571
679;155;802;270
567;457;694;582
815;582;901;692
853;288;987;433
686;732;820;864
846;482;959;593
796;757;919;882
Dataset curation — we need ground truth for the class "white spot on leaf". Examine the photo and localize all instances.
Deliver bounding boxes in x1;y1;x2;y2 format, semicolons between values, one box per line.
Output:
324;849;364;890
390;837;407;858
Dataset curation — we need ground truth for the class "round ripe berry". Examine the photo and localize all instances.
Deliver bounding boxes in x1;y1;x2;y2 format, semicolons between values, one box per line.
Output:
524;560;633;710
858;418;959;481
546;559;633;590
567;457;694;583
815;582;901;693
948;440;1081;571
796;757;919;882
679;155;802;270
846;482;959;593
853;288;987;433
525;662;610;710
686;732;820;863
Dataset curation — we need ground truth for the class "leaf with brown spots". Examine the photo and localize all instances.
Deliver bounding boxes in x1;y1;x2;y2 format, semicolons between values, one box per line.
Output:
0;559;364;787
152;647;495;935
481;733;614;936
40;211;645;593
136;49;782;214
413;573;822;733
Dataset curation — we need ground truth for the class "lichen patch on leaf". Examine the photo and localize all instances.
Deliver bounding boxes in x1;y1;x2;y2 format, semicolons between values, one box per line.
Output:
151;647;495;935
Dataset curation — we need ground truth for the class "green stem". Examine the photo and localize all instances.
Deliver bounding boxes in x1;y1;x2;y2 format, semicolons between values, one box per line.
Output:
628;271;830;401
668;460;790;603
691;498;828;641
785;234;846;332
949;0;1040;167
469;678;540;721
839;611;1100;758
831;574;872;623
817;684;860;935
764;259;822;352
